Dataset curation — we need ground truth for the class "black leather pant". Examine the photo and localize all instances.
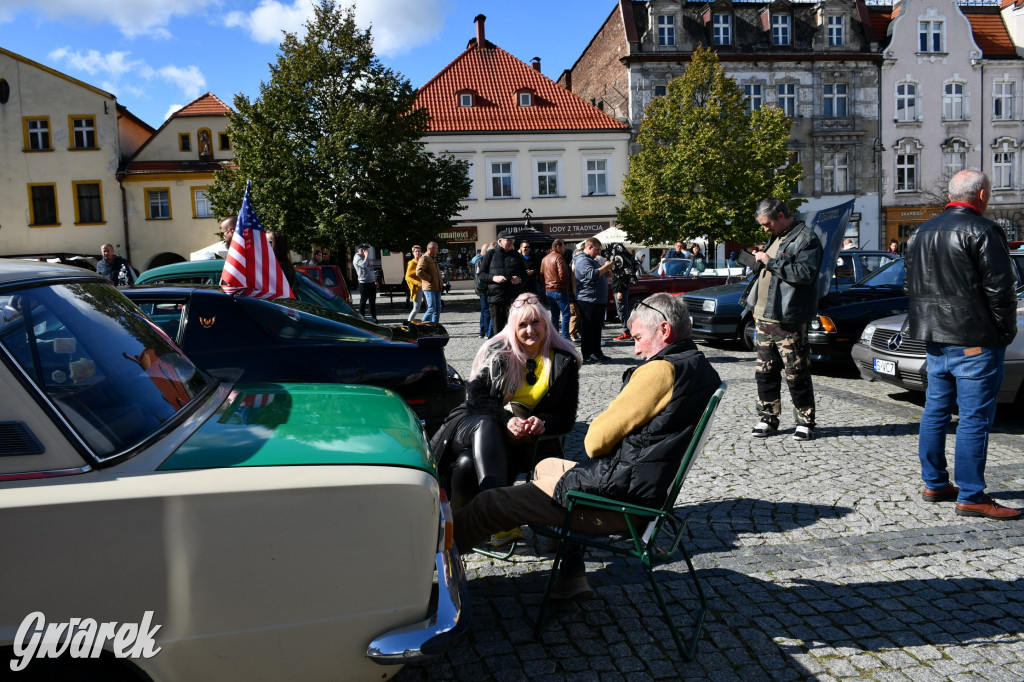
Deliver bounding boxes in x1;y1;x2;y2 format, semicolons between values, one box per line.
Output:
447;414;529;511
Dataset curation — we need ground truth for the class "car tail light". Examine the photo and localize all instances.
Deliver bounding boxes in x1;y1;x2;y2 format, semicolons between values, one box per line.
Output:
406;398;427;406
439;489;455;551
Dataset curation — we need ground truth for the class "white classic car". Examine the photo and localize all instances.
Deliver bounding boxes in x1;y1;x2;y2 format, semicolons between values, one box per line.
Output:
0;260;467;680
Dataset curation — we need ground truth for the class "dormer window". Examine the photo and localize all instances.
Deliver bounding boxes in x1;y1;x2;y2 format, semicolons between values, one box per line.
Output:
459;93;474;107
519;92;533;107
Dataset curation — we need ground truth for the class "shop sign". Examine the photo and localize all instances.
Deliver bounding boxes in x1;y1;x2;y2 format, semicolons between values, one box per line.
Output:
437;226;478;242
542;221;609;237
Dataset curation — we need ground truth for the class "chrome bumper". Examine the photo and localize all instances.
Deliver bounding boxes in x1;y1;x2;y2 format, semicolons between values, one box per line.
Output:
366;545;470;664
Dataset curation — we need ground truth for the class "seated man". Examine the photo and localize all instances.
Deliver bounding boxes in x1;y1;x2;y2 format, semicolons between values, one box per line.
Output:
454;292;722;599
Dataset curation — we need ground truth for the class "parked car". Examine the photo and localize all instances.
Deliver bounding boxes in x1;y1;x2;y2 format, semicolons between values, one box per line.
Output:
0;259;468;680
852;291;1024;406
122;285;465;433
627;258;745;311
686;250;898;350
136;260;357;317
296;263;350;301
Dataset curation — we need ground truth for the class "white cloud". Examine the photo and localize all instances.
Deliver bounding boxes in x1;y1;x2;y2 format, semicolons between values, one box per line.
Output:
164;104;184;121
223;0;449;56
0;0;215;38
48;47;206;109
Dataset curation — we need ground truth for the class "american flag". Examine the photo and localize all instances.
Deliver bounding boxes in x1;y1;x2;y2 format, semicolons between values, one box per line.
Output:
220;181;294;299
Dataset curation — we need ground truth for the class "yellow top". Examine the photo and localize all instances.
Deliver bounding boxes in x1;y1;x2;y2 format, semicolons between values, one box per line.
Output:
508;351;552;410
584;360;674;457
405;258;420;297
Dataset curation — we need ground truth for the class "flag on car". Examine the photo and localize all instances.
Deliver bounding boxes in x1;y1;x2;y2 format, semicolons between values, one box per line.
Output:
221;181;293;299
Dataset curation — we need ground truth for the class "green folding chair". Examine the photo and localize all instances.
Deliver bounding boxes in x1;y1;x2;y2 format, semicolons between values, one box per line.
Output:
530;382;727;662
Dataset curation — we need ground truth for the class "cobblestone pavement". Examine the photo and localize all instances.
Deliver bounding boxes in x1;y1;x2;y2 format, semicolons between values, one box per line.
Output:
381;291;1024;682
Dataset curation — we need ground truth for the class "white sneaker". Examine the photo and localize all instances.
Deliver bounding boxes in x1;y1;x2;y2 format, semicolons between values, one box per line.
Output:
793;425;814;441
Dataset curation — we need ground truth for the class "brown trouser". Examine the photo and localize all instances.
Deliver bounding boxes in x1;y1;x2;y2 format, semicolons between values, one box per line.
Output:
453;458;629;553
568;302;581;338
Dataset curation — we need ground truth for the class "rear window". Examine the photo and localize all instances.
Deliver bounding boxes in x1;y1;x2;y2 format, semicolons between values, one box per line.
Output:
237;296;389;343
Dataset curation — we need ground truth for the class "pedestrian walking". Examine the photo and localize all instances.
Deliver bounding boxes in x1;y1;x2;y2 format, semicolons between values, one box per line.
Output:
417;241;444;323
740;197;823;441
405;245;424;322
541;239;572;339
353;244;377;322
906;169;1020;520
472;243;493;337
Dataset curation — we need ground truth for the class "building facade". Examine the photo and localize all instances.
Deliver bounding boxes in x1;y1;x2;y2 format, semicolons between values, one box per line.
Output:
560;0;884;248
0;47;146;262
415;15;631;281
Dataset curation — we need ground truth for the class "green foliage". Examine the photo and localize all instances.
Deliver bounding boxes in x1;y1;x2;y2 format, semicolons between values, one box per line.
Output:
617;46;802;247
208;0;468;251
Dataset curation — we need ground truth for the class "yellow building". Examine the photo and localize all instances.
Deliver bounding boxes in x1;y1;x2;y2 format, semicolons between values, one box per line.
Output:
0;47;150;263
120;93;234;269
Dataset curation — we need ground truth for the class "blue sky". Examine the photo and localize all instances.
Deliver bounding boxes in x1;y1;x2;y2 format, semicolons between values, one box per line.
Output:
0;0;616;129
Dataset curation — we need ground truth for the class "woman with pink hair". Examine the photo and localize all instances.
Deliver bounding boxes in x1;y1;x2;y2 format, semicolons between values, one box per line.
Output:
431;293;582;513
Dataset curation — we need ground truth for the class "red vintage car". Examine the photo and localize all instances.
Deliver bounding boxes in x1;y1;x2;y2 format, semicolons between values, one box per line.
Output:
610;259;745;317
296;264;351;302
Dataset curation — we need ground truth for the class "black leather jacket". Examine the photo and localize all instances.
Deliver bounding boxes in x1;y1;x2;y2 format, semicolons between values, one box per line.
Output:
478;247;526;303
740;221;823;324
906;205;1018;347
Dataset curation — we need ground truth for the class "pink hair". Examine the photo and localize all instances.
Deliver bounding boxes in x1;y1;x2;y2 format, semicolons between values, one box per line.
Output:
471;293;582;394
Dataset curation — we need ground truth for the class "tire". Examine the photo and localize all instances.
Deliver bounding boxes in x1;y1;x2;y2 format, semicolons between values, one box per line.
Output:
741;316;755;351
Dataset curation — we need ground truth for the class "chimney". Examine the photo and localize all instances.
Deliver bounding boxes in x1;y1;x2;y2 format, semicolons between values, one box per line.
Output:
530;57;541;72
474;14;486;49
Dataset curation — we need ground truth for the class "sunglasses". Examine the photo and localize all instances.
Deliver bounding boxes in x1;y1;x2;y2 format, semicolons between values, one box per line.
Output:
511;296;541;308
636;298;669;323
525;358;538;385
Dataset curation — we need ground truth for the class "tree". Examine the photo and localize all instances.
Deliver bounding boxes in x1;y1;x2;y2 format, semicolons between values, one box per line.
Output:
207;0;468;252
617;46;802;247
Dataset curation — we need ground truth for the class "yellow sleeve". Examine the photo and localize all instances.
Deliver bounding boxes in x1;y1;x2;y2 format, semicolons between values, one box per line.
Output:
583;360;674;458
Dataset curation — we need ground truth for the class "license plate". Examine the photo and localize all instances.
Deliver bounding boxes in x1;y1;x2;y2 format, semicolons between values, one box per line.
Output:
873;358;896;375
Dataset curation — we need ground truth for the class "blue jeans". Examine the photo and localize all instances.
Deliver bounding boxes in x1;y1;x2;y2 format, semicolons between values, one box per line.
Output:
479;296;492;336
545;291;571;339
919;343;1005;503
423;290;442;323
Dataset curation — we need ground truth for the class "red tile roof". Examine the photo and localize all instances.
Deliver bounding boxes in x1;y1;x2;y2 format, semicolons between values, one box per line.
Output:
965;9;1017;57
173;92;232;118
416;40;629;133
867;8;895;41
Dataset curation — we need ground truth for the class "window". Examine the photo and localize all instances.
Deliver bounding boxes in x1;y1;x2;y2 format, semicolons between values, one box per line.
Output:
487;159;515;198
519;92;533;107
147;189;171;219
823;151;849;193
219;132;231;151
73;181;103;224
459;93;473;107
776;83;796;116
896;83;917;122
584;157;610;196
28;184;59;226
534;159;560;197
193;188;214;218
24;117;51;151
993;151;1014;189
827;16;844;46
943;83;965;121
744;84;763;114
653;85;667;98
70;116;96;149
993;81;1014;121
713;14;732;45
823;83;848;117
0;78;9;104
658;15;675;46
179;133;192;152
943;151;965;181
773;15;791;46
787;150;803;194
919;20;943;52
896;154;917;192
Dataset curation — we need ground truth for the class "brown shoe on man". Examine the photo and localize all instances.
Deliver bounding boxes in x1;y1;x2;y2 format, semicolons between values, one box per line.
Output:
954;497;1022;520
921;483;959;503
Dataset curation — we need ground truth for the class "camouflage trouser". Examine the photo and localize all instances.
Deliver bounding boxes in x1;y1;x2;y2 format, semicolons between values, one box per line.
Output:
754;319;815;427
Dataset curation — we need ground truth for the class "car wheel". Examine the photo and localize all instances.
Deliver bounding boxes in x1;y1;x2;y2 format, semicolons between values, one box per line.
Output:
741;317;755;351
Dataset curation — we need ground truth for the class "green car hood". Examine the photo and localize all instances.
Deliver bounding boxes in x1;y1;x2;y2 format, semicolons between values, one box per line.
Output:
161;383;434;474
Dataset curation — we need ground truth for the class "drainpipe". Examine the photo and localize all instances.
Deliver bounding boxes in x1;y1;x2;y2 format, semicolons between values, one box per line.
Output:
877;60;884;249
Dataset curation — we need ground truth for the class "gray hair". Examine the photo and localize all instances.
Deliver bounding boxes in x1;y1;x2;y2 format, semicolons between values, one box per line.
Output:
626;292;692;339
948;169;989;203
755;197;791;221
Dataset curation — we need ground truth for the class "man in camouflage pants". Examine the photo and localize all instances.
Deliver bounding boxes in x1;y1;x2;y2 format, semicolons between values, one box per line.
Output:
740;197;823;441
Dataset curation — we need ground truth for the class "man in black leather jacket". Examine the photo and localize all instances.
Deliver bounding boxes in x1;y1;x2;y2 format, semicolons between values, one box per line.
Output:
478;231;526;334
906;169;1020;520
741;197;823;441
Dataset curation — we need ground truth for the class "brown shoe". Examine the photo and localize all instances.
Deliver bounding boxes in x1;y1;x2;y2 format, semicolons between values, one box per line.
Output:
922;483;959;503
955;497;1022;520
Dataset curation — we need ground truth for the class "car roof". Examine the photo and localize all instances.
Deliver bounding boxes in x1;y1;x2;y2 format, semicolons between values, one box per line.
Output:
0;258;104;287
137;260;224;279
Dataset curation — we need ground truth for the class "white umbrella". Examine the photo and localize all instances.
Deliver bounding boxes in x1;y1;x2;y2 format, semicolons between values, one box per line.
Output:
190;241;228;261
591;226;672;249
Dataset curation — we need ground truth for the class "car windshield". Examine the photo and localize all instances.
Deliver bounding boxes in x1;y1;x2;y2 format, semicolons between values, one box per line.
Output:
854;258;905;288
242;297;392;342
650;259;693;277
0;283;211;459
